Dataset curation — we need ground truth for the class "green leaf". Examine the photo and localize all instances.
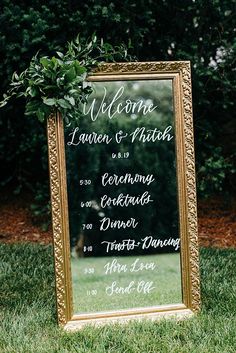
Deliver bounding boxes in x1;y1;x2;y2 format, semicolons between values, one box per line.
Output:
40;57;50;68
74;61;87;75
0;99;8;107
25;100;40;114
51;56;58;68
56;51;64;59
65;67;76;82
12;72;19;80
57;99;71;109
43;97;56;106
69;89;79;94
64;96;75;106
36;109;45;122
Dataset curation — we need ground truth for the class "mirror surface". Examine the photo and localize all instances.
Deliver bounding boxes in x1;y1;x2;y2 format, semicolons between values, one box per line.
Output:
64;79;182;314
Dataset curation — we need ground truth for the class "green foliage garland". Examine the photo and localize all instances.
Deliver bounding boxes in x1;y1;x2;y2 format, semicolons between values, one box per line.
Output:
0;35;130;124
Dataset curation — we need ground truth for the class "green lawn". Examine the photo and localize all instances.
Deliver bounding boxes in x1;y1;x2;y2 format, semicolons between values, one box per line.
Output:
0;243;236;353
71;253;182;313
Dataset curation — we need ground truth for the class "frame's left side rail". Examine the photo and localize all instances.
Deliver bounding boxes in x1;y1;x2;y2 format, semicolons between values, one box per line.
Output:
47;113;72;325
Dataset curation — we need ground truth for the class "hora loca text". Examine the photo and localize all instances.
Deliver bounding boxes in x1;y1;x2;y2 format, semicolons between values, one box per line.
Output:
104;257;156;275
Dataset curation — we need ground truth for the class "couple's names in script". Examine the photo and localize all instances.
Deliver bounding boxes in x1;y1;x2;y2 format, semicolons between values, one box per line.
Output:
67;126;173;146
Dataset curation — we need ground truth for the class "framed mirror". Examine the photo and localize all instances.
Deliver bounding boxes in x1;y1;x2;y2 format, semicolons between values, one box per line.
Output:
47;62;200;330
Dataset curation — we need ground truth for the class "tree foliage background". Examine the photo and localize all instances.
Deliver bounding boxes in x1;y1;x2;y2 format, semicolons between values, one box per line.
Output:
0;0;235;217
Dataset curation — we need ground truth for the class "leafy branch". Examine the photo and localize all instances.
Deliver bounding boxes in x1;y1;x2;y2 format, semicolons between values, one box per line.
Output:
0;35;132;124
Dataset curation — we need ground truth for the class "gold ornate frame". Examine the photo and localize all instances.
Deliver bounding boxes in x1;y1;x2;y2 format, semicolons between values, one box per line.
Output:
47;61;200;330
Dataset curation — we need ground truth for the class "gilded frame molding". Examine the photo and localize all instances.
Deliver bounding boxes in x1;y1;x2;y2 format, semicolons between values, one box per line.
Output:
47;61;200;330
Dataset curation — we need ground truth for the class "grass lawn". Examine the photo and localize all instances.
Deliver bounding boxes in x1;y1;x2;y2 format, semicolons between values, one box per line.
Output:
0;243;236;353
71;253;182;313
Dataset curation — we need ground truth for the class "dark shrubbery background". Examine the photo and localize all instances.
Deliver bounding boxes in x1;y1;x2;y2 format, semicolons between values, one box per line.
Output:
0;0;235;213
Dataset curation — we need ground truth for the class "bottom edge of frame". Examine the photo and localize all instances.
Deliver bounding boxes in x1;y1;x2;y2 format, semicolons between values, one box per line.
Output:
64;309;194;331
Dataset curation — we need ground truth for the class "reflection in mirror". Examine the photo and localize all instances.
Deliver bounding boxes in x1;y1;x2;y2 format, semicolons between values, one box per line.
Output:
64;79;182;314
